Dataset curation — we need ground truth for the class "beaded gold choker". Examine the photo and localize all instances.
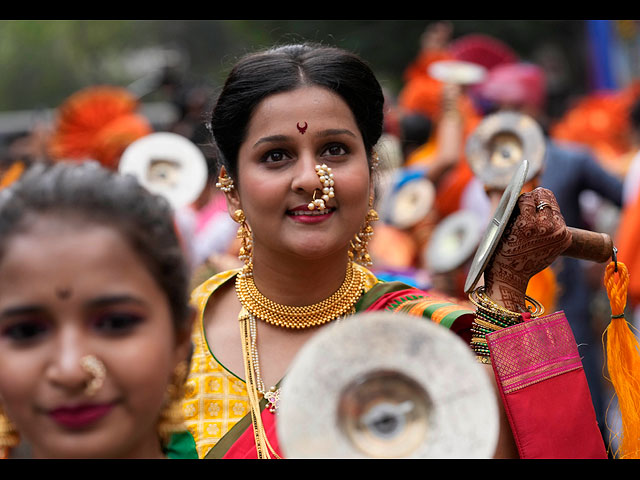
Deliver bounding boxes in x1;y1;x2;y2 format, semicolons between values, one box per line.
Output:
235;260;364;329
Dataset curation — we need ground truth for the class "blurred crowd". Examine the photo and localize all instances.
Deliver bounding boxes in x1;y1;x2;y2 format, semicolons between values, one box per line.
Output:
1;21;639;450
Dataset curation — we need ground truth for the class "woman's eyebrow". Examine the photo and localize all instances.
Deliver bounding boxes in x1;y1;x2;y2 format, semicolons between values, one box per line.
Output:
253;134;291;148
86;294;148;309
252;129;357;148
0;305;46;320
315;128;357;138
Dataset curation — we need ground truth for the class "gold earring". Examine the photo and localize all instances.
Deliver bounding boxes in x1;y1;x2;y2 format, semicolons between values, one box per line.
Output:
157;361;189;445
349;196;378;267
233;209;253;278
0;406;19;459
215;171;234;193
371;150;380;170
80;355;106;397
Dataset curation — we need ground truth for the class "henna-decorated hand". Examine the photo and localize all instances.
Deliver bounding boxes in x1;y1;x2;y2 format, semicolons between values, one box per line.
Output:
483;187;572;312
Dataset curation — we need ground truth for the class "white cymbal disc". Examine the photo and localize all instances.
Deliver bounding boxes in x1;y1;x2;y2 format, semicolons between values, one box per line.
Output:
277;312;499;459
426;210;483;273
118;132;208;209
428;60;488;85
390;178;435;229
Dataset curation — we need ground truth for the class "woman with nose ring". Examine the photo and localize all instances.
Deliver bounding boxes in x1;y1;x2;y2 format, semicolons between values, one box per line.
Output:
169;43;607;459
0;162;193;459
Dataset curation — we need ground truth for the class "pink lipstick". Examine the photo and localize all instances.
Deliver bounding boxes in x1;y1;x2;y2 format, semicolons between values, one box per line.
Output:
49;403;115;429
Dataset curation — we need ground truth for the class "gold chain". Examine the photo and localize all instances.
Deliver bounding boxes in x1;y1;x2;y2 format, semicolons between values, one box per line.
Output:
235;260;364;329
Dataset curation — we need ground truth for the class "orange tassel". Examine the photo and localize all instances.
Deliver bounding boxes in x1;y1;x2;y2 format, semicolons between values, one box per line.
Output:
603;261;640;458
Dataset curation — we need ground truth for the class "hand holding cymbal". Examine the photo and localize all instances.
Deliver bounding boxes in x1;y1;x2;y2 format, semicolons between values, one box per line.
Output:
464;160;616;312
483;187;572;312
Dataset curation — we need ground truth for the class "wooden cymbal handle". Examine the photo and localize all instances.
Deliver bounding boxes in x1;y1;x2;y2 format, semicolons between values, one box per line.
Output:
563;227;613;263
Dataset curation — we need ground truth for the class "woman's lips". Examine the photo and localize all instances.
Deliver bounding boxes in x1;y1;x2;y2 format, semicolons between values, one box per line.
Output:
287;205;335;224
48;403;115;429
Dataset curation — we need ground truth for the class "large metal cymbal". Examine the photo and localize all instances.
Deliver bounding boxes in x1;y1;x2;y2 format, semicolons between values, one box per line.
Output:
277;312;499;459
389;176;436;230
466;111;545;190
425;209;484;274
464;159;529;294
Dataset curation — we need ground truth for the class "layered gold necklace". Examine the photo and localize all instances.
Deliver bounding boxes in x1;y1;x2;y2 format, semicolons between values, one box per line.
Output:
236;261;364;459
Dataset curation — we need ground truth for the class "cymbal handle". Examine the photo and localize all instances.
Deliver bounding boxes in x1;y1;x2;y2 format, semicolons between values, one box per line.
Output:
563;227;613;263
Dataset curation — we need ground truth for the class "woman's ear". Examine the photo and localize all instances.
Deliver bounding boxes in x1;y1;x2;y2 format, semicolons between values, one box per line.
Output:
219;166;241;216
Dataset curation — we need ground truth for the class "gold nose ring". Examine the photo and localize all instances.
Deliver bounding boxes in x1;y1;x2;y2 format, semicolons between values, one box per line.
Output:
80;355;106;396
307;164;335;211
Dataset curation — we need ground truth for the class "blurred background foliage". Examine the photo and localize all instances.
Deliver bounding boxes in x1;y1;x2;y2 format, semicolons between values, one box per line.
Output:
0;20;591;112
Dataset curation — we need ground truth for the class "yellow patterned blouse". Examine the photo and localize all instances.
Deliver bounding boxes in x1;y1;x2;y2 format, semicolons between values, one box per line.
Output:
180;266;379;459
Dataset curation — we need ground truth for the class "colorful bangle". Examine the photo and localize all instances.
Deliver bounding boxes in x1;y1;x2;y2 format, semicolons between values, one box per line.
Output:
468;286;544;365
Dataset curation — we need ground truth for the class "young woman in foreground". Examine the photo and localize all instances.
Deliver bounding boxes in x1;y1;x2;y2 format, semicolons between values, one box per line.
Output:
170;43;607;459
0;162;193;459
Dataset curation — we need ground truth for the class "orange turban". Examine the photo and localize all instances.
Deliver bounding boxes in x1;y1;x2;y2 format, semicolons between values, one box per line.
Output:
48;86;153;170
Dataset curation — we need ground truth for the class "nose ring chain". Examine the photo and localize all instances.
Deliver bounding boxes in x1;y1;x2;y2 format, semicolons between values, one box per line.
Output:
308;164;335;211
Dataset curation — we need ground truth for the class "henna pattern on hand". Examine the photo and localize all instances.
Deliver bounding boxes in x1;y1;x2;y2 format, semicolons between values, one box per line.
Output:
484;188;572;311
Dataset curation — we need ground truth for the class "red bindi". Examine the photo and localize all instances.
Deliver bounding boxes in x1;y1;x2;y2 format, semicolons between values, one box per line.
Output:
296;122;308;134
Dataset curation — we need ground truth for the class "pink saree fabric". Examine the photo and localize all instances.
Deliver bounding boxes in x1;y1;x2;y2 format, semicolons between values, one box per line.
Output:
486;311;607;458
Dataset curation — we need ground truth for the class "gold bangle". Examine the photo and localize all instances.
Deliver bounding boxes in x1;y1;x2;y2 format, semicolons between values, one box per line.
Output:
471;336;488;346
469;286;544;318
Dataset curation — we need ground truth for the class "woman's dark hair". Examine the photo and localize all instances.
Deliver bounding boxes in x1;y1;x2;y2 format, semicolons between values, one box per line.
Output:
210;43;385;180
0;161;192;331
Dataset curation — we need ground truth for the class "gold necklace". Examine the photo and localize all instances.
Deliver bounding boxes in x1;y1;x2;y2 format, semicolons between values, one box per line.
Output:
236;261;364;458
235;260;364;329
